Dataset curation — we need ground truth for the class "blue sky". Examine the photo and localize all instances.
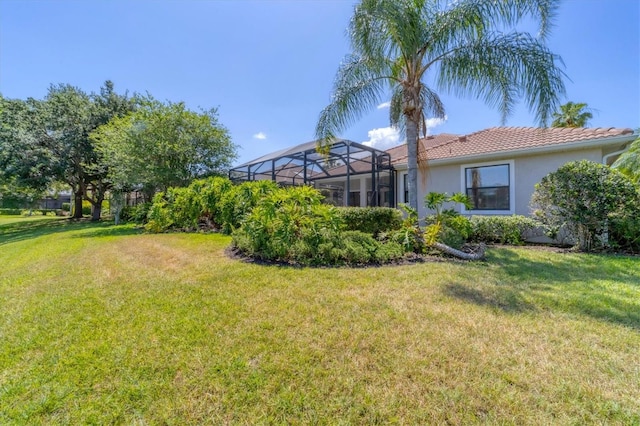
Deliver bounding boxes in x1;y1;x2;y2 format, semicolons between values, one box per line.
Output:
1;0;638;165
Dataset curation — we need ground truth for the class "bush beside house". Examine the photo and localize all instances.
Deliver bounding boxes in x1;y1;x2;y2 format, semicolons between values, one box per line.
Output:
531;160;640;252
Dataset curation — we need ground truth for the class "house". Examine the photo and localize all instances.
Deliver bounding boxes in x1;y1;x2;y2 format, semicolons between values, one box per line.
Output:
229;126;636;218
390;127;636;218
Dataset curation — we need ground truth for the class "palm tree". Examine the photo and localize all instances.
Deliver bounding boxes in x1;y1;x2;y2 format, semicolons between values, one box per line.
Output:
613;132;640;183
551;101;593;128
316;0;566;211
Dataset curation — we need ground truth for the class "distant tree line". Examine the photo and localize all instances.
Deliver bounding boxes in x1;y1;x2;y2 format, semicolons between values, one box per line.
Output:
0;81;237;220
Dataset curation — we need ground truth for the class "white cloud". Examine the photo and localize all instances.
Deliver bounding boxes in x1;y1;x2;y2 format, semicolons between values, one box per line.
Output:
377;101;391;109
425;115;448;130
253;132;267;140
361;116;448;151
362;126;403;150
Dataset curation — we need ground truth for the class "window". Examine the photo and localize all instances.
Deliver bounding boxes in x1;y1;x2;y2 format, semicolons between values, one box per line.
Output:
463;162;513;212
403;174;408;203
348;191;361;207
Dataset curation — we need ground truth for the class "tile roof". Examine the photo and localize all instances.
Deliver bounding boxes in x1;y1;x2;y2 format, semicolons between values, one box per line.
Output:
388;127;635;165
387;133;460;165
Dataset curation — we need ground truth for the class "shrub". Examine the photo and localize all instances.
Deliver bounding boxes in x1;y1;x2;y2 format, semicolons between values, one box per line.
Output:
232;186;404;266
61;203;71;212
20;209;60;216
145;193;174;233
470;215;543;245
0;208;23;215
233;186;342;264
219;180;279;234
384;204;426;253
166;186;202;231
609;213;640;253
337;207;403;235
424;192;473;249
197;176;234;229
121;202;152;224
82;201;92;216
531;160;639;251
142;177;276;233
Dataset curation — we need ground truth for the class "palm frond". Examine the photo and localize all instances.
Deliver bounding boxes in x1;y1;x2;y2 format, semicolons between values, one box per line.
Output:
349;0;399;61
612;135;640;181
551;102;594;127
389;85;405;133
437;32;565;125
315;55;392;151
419;85;446;128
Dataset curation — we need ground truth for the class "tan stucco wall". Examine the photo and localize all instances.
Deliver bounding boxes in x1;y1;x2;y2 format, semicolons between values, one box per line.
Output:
512;148;602;215
411;147;604;217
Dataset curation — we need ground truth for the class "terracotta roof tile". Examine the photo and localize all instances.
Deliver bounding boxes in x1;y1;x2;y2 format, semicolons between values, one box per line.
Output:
388;133;459;165
387;127;635;164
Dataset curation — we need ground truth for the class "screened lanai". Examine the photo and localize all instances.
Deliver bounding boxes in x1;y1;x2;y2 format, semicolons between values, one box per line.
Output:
229;139;396;207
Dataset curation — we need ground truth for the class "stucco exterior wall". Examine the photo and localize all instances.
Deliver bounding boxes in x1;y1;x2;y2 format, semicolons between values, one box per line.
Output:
407;147;604;217
512;148;602;215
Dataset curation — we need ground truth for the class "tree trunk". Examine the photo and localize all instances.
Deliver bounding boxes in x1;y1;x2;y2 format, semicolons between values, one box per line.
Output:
72;191;83;219
88;185;106;221
433;242;486;261
91;197;103;221
405;118;419;211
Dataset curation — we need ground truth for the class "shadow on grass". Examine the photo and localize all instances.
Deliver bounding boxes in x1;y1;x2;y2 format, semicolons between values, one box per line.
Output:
443;282;536;313
69;225;142;239
488;248;640;286
444;247;640;330
0;217;141;246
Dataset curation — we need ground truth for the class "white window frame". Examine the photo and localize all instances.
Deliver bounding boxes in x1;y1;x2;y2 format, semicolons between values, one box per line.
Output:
460;159;515;215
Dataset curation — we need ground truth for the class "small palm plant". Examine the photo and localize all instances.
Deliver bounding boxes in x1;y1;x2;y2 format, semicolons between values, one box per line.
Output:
423;192;472;247
612;132;640;184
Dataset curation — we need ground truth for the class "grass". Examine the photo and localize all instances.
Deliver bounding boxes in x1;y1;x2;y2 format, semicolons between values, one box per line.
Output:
0;214;62;226
1;217;639;424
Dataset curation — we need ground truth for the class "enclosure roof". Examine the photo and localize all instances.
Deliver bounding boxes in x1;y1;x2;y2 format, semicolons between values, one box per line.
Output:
229;138;394;184
233;139;387;169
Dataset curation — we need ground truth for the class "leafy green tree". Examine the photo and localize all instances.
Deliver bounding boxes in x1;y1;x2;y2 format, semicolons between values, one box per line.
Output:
613;132;640;183
0;95;52;194
91;97;237;200
0;179;44;211
84;81;136;219
41;84;96;218
551;101;593;127
0;82;133;220
315;0;565;210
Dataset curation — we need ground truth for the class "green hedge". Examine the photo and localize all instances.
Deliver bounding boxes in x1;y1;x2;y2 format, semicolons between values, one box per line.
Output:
0;208;65;216
18;209;63;216
337;207;403;236
469;215;543;245
232;186;405;266
0;208;23;215
145;177;279;233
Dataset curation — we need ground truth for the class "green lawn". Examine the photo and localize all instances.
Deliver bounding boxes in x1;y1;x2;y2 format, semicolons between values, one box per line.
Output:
1;217;639;424
0;214;62;226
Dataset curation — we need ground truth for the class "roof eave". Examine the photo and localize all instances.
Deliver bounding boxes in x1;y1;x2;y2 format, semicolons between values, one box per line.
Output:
394;133;637;167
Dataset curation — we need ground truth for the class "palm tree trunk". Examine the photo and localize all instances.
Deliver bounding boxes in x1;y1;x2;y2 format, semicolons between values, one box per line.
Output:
406;118;419;211
433;242;486;261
